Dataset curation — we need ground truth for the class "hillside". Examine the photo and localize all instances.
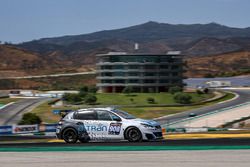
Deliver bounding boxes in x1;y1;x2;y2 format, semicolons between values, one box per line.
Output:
20;21;250;46
15;22;250;68
186;51;250;77
0;44;74;78
0;21;250;80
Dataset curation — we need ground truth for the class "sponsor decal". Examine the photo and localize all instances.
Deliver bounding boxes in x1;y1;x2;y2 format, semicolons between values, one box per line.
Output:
0;126;12;135
45;124;57;132
108;123;122;135
12;124;39;134
78;124;108;132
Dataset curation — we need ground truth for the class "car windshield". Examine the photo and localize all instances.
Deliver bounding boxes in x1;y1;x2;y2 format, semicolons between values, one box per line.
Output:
112;109;136;119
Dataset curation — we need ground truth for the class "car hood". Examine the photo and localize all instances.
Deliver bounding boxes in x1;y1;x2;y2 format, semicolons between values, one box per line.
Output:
132;118;160;126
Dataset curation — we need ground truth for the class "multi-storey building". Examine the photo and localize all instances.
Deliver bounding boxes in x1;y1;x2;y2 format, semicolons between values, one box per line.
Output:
96;51;184;93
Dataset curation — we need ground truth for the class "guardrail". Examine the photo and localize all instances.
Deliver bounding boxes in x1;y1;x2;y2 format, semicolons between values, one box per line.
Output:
0;124;57;136
162;101;250;128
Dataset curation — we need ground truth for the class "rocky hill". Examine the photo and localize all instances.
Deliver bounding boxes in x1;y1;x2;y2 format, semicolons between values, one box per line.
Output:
0;21;249;78
186;51;250;77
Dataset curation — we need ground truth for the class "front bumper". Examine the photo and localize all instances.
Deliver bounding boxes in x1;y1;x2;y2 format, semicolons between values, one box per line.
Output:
55;126;62;139
142;127;163;140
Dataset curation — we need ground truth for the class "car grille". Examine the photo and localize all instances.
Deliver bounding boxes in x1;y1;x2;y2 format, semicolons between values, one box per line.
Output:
153;132;163;137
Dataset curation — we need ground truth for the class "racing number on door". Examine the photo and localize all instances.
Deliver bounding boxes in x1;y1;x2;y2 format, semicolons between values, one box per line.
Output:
108;123;122;135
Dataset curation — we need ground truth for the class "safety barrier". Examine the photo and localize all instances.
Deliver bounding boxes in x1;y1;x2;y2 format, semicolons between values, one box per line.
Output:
0;124;57;136
162;101;250;128
165;127;229;134
0;125;12;135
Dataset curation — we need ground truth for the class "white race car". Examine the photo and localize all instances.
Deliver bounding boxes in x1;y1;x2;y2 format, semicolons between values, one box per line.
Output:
56;107;163;143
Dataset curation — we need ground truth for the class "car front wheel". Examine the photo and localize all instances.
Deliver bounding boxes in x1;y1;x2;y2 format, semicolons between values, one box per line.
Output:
126;127;142;142
62;128;78;143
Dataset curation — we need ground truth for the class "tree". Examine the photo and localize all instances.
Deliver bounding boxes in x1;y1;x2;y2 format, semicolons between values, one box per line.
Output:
169;86;182;94
88;86;98;93
196;89;204;95
18;113;42;125
147;97;155;104
79;86;89;98
122;87;133;94
85;94;97;104
174;92;192;104
63;93;82;103
80;86;89;92
203;88;209;94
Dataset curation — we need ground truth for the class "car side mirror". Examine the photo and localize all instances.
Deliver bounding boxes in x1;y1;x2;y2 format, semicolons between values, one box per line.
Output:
113;117;122;122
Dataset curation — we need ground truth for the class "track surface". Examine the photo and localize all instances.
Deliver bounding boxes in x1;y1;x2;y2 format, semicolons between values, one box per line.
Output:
1;150;250;167
1;138;250;147
157;89;250;125
0;98;49;125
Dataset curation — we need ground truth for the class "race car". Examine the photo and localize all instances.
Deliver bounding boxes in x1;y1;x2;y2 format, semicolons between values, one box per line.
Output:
56;107;163;143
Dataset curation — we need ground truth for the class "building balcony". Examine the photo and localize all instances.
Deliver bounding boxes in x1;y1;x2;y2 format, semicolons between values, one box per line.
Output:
97;83;174;87
96;61;183;66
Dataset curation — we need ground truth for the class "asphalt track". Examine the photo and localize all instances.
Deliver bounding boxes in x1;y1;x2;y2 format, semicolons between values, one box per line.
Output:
1;150;250;167
0;98;49;125
157;89;250;125
1;138;250;148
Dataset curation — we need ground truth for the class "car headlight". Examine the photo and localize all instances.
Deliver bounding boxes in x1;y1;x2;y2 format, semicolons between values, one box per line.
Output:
140;123;155;129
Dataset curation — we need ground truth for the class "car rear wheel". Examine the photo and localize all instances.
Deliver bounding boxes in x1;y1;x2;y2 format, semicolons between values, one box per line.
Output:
62;128;78;143
79;135;90;143
126;127;142;142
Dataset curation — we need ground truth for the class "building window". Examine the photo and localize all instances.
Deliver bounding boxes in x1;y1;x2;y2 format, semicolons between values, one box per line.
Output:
101;72;112;77
144;79;156;83
172;72;178;76
113;65;124;69
128;79;139;83
113;72;125;76
160;65;169;69
171;65;179;70
128;65;139;69
114;80;125;83
159;79;169;83
128;72;139;76
159;72;169;76
144;65;157;69
144;72;157;76
101;66;112;70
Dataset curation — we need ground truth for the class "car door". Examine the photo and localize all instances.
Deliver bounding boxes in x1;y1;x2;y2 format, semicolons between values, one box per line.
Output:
96;110;124;140
73;110;100;140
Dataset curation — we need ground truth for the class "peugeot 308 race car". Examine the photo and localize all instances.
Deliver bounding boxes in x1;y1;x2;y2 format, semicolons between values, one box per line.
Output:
56;107;163;143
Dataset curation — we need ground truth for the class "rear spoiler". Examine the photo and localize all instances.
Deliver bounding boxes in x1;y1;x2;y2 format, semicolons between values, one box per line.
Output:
52;109;74;118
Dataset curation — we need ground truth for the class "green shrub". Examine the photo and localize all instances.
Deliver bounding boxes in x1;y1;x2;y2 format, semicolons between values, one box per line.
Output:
85;94;97;104
88;86;98;93
63;93;82;103
203;88;209;94
169;86;182;94
18;113;42;125
79;86;89;97
196;89;204;95
122;87;133;94
147;97;155;104
80;86;89;92
174;92;192;104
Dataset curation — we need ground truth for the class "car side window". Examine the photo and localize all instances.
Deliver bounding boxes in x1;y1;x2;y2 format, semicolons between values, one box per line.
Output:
109;112;121;121
96;110;112;121
74;110;96;120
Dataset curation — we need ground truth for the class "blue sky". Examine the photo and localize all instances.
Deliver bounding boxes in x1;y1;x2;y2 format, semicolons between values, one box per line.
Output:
0;0;249;43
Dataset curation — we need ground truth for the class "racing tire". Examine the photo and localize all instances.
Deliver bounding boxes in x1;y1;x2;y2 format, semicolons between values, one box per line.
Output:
62;128;78;143
79;138;90;143
79;135;90;143
125;127;142;142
